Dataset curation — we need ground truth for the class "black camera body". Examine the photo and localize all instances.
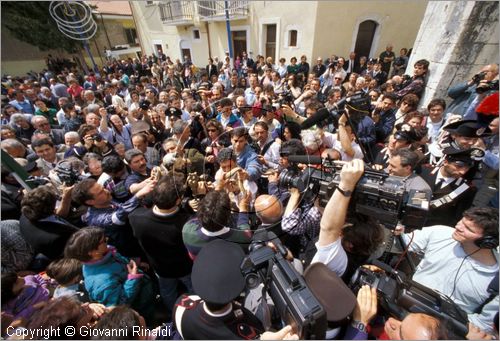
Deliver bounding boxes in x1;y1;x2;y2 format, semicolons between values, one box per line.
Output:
279;163;431;231
241;231;327;339
106;105;117;115
91;134;103;142
472;71;487;85
349;265;469;339
274;89;295;108
476;79;499;94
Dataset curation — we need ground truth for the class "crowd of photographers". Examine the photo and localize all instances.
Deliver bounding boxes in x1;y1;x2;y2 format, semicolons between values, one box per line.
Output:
0;46;498;340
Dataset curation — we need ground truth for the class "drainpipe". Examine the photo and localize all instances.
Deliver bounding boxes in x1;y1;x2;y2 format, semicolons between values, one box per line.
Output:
205;21;212;58
100;12;112;50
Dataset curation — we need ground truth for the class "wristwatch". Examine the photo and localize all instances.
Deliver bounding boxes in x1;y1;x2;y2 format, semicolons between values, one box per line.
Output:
337;186;352;197
351;320;367;333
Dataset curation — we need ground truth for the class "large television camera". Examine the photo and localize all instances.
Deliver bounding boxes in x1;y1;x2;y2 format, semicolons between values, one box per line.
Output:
349;261;469;339
278;157;431;230
240;230;327;339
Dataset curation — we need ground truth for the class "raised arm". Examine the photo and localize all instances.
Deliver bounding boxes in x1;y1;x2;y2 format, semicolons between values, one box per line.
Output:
318;159;364;246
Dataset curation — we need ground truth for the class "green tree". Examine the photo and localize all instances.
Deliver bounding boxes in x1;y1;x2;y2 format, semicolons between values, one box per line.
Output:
1;2;88;53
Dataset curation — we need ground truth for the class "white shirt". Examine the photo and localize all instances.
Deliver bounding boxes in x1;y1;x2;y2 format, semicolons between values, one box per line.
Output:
311;238;348;276
403;226;499;333
333;139;364;161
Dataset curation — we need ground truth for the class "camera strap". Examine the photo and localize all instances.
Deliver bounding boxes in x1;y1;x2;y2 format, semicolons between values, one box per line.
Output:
258;262;275;331
429;182;469;208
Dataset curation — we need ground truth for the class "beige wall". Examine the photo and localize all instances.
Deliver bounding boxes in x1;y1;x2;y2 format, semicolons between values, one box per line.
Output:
249;1;318;62
313;1;428;60
131;1;427;67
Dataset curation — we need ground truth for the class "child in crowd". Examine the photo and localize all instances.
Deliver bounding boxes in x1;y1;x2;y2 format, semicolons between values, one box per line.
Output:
63;227;155;321
46;258;89;302
1;272;52;320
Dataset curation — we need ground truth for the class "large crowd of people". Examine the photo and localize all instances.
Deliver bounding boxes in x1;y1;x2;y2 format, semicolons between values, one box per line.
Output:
1;45;498;340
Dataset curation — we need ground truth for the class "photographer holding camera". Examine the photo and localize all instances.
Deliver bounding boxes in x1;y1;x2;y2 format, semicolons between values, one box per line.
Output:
311;159;384;278
66;123;116;159
447;64;498;117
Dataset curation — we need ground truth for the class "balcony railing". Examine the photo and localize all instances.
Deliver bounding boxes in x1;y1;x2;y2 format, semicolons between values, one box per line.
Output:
197;0;248;21
159;1;194;25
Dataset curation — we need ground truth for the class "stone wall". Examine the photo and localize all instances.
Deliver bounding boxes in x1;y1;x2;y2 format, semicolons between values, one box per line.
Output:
408;1;499;109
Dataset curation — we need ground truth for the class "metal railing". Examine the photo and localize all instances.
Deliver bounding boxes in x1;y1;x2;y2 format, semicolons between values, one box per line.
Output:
158;1;194;23
197;0;248;20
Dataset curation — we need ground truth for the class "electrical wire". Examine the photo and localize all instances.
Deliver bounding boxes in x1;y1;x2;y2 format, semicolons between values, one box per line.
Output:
393;231;414;271
450;249;481;297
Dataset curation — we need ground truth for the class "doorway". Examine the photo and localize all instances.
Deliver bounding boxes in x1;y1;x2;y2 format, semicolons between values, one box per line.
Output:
354;20;378;59
232;30;247;59
181;48;192;62
265;24;276;60
154;44;163;56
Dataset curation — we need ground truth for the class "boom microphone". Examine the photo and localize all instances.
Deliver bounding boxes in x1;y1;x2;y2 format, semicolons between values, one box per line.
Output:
287;155;323;164
300;108;331;130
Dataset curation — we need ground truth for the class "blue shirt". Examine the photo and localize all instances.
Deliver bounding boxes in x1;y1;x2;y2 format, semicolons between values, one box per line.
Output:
9;99;34;114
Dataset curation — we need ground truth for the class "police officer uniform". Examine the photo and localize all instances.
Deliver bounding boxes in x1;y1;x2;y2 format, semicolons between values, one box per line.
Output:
428;119;490;166
173;239;264;340
373;127;419;168
420;147;484;227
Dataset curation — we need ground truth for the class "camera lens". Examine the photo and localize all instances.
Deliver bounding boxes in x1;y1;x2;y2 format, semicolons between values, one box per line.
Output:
245;273;261;290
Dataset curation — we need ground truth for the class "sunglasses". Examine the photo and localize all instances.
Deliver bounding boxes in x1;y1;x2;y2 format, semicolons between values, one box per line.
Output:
207;128;217;132
334;77;342;80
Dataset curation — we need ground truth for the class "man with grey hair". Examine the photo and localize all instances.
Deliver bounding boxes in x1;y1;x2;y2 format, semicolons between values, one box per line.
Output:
172;120;204;154
1;138;28;159
31;116;64;145
124;148;152;195
10;113;35;142
82;89;104;109
387;148;431;192
64;131;80;149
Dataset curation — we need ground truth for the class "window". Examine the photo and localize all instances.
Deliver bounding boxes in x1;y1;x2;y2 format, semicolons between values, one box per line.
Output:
289;30;297;47
124;28;138;45
146;1;154;6
193;29;200;40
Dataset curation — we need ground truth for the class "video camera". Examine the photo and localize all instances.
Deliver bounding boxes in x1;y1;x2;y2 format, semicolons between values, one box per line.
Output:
54;161;85;186
300;91;371;131
349;261;469;339
278;158;431;230
240;230;327;339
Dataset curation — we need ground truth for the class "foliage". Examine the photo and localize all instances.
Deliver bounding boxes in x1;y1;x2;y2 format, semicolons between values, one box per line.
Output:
1;2;92;53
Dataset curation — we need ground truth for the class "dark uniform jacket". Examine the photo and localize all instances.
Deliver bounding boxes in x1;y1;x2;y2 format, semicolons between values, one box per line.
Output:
419;166;476;227
173;295;264;340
